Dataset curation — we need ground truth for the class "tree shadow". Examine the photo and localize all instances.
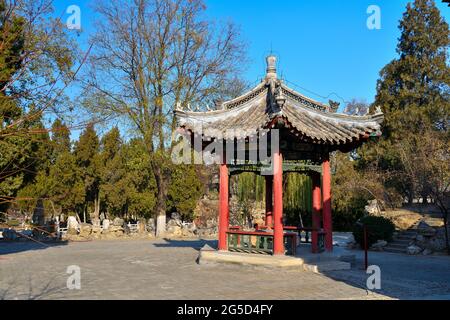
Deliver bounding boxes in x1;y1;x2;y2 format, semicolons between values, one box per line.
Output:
152;238;217;251
320;251;450;300
0;240;68;256
0;274;68;300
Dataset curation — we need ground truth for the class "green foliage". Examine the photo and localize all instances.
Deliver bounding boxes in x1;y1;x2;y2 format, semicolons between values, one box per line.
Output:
74;124;101;217
0;0;77;213
235;173;264;203
51;119;71;158
167;165;203;220
352;215;396;248
99;137;157;219
361;0;450;203
283;173;312;226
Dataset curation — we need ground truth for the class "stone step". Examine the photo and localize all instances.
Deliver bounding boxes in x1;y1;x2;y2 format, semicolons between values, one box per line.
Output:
303;261;351;273
384;247;406;254
402;231;418;236
392;238;413;244
396;235;416;241
385;243;409;249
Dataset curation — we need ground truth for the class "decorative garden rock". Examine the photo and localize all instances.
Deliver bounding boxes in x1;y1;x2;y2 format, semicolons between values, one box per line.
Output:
365;199;381;216
2;229;18;241
167;218;182;227
91;218;101;227
170;212;181;220
166;225;182;237
79;223;92;237
113;218;124;226
371;240;388;251
406;245;422;255
102;219;110;230
67;216;79;232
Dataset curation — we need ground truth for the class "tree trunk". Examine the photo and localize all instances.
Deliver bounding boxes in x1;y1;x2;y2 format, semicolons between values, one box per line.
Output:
153;164;169;237
443;211;450;256
93;195;100;220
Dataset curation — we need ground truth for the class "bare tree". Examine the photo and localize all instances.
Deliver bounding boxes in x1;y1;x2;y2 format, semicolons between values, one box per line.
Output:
396;129;449;254
82;0;246;236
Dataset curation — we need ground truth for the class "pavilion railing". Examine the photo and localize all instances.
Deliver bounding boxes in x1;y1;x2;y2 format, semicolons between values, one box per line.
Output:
226;229;297;256
284;227;326;253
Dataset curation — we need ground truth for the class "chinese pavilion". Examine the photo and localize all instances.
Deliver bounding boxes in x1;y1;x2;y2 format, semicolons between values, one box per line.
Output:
175;56;383;256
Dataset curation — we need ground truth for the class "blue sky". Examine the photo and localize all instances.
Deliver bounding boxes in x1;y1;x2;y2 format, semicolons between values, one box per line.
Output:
53;0;449;122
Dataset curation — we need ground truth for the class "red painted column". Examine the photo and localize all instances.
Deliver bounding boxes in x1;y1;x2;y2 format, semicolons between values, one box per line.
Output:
311;173;322;253
218;163;229;251
273;150;284;255
265;175;273;228
322;154;333;252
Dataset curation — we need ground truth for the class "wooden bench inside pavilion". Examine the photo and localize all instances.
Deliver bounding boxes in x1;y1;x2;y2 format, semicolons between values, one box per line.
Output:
175;55;383;257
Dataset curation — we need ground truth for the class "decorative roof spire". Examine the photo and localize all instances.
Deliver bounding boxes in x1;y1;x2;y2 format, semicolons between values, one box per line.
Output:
266;55;277;80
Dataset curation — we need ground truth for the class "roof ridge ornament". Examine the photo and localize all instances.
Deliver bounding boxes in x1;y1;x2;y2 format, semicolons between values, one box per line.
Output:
374;105;383;115
328;100;340;113
266;55;277;80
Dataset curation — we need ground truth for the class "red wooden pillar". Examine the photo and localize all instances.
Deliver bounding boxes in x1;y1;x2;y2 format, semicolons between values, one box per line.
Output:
218;163;229;251
311;172;322;253
273;150;284;255
322;154;333;252
265;175;273;227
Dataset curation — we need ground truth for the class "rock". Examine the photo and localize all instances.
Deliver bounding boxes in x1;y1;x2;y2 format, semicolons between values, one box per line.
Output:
406;245;422;255
183;222;196;232
166;225;182;237
422;248;433;255
197;227;217;238
419;227;436;237
147;218;155;233
123;224;131;235
138;220;146;233
429;238;446;251
92;224;102;233
365;199;381;216
346;241;357;249
371;240;387;251
415;234;424;242
167;218;182;227
79;223;92;237
113;217;124;226
2;229;18;241
91;218;101;227
67;228;78;235
206;219;217;229
102;219;110;231
170;212;181;220
181;228;192;237
67;216;79;232
108;226;124;237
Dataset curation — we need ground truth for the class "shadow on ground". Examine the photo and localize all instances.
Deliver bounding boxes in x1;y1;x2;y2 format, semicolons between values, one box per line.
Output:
152;238;217;251
321;250;450;300
0;240;68;256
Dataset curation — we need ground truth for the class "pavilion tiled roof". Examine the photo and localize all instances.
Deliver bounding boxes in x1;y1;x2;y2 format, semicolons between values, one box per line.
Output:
175;56;383;148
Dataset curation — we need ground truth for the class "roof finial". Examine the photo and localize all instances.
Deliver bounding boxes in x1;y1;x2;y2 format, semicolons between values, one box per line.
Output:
266;54;277;80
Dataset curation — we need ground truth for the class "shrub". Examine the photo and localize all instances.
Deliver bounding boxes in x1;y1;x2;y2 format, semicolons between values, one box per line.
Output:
352;215;396;248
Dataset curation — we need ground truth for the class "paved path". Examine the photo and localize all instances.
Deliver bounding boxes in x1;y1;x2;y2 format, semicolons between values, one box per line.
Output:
326;249;450;300
0;238;448;300
0;239;388;300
